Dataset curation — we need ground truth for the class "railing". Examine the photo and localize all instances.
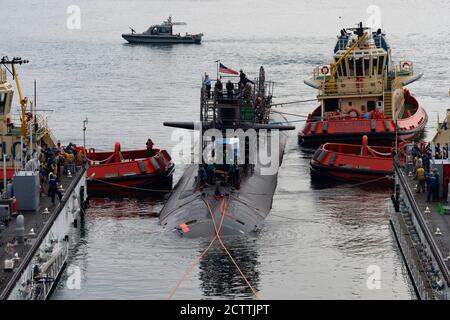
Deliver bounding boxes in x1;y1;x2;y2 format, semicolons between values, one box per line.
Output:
11;111;57;145
390;61;414;79
0;166;87;300
318;78;383;96
395;163;450;289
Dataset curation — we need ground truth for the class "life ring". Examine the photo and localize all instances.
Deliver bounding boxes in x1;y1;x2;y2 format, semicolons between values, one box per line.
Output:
401;61;410;71
321;65;330;75
347;108;360;118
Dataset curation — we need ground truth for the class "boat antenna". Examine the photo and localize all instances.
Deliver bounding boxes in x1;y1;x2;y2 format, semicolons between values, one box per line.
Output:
215;60;220;80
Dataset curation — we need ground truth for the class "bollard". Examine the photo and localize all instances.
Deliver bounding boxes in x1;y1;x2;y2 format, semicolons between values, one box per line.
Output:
15;214;25;244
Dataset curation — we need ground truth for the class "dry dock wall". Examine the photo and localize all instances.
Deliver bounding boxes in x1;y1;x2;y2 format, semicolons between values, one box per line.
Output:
390;164;450;300
0;167;87;300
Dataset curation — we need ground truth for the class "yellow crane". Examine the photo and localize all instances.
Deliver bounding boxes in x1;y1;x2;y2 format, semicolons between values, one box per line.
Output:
327;32;368;85
0;57;29;137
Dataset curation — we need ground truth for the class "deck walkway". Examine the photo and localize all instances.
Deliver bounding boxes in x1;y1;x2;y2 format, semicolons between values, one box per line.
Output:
404;170;450;269
0;172;81;295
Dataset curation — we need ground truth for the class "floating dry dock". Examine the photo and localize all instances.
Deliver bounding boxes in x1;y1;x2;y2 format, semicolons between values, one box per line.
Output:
390;163;450;299
0;168;87;300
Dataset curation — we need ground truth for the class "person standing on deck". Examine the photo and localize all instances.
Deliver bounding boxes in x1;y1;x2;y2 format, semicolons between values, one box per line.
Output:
146;138;155;157
414;155;422;174
415;165;426;193
203;74;212;99
226;80;234;99
48;173;62;204
433;168;440;201
426;172;436;202
238;69;254;92
422;152;431;173
214;79;223;99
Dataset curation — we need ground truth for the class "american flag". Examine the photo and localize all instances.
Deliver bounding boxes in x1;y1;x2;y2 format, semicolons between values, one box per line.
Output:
219;63;238;75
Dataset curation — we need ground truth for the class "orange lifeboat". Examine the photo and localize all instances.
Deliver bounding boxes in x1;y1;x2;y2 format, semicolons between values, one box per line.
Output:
310;136;394;182
84;141;174;194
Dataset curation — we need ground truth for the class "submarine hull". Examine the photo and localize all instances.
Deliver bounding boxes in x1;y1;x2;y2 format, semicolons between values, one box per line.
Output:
159;116;289;238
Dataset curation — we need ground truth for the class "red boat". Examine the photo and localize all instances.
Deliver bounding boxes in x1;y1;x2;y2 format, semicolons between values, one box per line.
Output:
299;23;427;147
85;142;174;194
310;136;394;182
299;89;427;147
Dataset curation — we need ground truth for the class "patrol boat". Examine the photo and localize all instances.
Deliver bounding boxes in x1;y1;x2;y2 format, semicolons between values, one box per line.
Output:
159;67;295;237
299;22;427;147
122;16;203;44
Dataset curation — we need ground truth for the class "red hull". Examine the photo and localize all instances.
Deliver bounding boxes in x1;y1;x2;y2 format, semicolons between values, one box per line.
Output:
85;145;174;194
299;90;427;147
310;140;394;183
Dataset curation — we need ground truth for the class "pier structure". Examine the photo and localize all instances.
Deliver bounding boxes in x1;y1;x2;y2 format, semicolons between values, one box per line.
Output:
0;166;87;300
390;162;450;299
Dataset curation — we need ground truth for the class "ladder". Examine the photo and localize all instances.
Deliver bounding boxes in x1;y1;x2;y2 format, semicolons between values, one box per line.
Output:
383;91;393;118
383;77;393;118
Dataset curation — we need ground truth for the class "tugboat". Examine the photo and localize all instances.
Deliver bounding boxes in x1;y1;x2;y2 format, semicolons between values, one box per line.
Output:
0;56;57;180
310;135;394;182
84;141;174;194
122;16;203;44
299;22;427;147
159;66;295;237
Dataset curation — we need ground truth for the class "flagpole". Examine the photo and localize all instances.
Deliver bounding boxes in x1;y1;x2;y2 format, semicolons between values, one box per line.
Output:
215;60;220;80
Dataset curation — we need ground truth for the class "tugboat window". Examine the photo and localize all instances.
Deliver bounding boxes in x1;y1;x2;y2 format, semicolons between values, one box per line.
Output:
0;93;6;114
372;57;378;76
324;98;339;112
364;57;370;77
348;57;355;77
355;58;363;76
342;59;348;77
377;56;385;75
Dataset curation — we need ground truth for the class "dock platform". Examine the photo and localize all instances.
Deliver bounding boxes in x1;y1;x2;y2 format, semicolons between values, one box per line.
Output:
0;168;87;300
390;163;450;299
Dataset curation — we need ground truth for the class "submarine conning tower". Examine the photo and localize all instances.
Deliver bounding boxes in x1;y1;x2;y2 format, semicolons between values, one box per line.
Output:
160;66;295;237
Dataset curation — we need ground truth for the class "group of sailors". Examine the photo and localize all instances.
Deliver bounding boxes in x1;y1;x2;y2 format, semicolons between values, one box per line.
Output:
407;142;441;202
199;163;240;189
40;141;83;204
202;69;254;101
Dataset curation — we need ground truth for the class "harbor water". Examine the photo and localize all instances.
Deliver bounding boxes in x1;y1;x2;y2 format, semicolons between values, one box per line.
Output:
3;0;450;299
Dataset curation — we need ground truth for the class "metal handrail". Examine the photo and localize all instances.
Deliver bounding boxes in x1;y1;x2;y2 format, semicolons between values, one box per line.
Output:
395;163;450;287
0;166;87;300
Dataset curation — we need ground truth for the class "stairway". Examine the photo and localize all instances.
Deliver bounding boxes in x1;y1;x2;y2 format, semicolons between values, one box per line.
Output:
383;91;393;118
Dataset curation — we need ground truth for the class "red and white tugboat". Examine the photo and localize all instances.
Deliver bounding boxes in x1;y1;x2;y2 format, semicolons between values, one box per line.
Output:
310;136;394;182
85;139;174;194
299;22;427;147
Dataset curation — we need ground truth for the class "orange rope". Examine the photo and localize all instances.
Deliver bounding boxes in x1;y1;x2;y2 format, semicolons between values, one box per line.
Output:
167;196;227;300
204;196;260;299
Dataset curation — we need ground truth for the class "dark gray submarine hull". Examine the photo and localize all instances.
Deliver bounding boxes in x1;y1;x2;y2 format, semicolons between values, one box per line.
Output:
159;118;290;238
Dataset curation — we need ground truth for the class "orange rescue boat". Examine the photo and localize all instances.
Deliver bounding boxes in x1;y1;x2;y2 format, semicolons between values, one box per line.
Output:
310;136;394;182
85;141;174;194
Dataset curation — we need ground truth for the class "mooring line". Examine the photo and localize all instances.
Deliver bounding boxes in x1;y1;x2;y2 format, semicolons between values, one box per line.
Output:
88;177;173;193
204;196;260;299
167;196;227;300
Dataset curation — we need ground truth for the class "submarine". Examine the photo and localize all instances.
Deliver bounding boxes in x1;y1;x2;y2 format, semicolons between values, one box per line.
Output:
160;66;295;237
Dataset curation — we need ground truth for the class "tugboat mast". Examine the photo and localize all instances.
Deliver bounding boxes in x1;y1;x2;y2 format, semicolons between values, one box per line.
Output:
0;56;29;137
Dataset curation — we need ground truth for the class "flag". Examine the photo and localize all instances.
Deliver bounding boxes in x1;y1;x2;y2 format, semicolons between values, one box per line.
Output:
219;63;238;75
